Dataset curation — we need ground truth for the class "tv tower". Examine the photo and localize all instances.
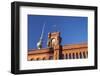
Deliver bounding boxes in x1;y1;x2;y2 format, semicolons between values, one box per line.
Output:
37;23;45;49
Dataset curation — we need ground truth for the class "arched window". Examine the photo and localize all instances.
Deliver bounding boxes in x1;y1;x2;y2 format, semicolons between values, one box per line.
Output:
66;54;68;59
76;53;78;59
69;53;71;59
73;53;75;59
79;52;82;58
43;57;46;60
36;58;40;60
30;58;34;61
83;52;86;58
86;51;88;58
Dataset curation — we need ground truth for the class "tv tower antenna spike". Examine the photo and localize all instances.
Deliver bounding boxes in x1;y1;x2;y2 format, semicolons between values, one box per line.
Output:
37;23;46;49
40;23;45;40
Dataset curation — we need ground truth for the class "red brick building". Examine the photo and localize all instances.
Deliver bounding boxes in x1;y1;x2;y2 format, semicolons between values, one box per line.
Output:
28;32;88;61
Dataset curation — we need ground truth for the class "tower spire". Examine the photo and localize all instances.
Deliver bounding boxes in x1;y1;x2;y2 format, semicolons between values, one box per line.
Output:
40;23;45;40
37;23;46;49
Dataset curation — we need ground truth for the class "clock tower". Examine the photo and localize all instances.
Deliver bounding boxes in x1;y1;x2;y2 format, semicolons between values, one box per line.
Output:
47;32;62;60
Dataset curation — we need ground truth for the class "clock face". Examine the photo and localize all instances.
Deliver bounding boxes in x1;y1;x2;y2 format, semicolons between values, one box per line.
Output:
52;38;56;46
52;38;56;43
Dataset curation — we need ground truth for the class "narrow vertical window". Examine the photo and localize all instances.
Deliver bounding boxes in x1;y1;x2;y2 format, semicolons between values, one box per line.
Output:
66;54;68;59
83;52;86;58
69;53;71;59
73;53;75;59
80;52;82;58
76;53;78;59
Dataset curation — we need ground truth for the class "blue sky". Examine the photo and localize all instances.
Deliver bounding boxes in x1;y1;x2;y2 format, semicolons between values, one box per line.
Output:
28;15;88;49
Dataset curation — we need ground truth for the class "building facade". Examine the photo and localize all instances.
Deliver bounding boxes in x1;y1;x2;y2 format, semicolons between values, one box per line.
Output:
28;32;88;61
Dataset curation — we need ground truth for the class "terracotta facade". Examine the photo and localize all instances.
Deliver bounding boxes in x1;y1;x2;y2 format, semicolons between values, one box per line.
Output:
28;32;88;61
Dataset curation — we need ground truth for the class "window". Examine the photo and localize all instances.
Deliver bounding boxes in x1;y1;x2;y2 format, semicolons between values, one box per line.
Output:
76;53;78;59
36;58;40;60
30;58;34;61
86;51;88;58
43;57;46;60
73;53;75;59
69;53;71;59
66;54;68;59
83;52;86;58
79;52;82;58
